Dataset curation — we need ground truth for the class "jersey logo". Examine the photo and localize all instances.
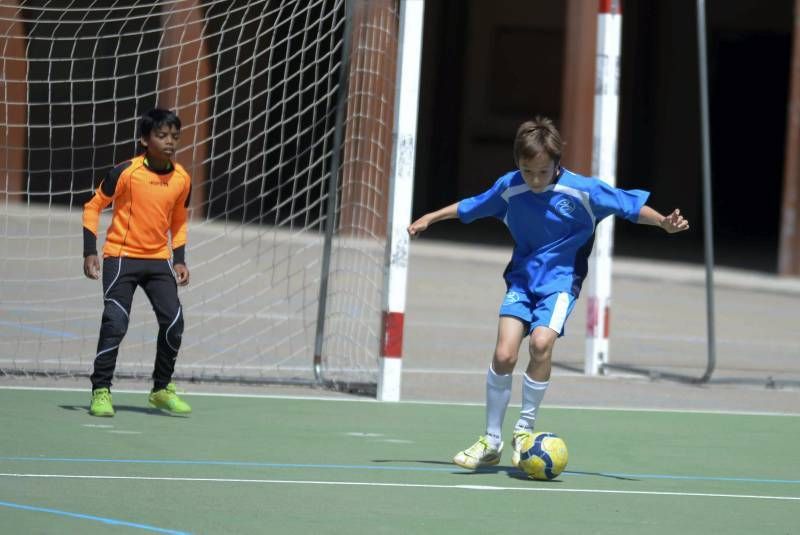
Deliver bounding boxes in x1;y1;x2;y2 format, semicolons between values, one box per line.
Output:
503;291;521;305
555;198;576;216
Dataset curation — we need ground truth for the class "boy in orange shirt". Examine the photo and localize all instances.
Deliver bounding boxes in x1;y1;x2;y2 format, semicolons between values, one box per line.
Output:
82;108;192;416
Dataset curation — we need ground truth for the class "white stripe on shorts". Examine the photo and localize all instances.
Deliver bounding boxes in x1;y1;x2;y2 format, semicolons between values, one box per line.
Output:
548;292;570;334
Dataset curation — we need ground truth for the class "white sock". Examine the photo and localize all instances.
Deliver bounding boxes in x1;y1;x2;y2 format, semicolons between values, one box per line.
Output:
485;366;512;448
515;373;549;431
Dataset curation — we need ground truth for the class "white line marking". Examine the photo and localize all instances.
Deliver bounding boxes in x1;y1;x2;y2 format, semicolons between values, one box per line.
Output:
1;385;799;417
0;473;797;502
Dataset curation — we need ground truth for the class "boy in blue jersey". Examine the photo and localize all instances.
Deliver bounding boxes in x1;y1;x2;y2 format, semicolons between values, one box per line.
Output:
407;117;689;470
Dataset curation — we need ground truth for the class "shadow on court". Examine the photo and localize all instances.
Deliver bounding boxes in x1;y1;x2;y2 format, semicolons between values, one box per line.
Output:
372;458;639;482
58;404;186;417
372;459;453;466
564;470;639;481
466;467;639;482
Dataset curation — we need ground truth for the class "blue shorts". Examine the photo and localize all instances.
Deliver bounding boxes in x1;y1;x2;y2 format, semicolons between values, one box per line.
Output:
499;290;577;337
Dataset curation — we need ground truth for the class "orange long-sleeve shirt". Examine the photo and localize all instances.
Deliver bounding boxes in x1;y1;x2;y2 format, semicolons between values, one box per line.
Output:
83;155;192;262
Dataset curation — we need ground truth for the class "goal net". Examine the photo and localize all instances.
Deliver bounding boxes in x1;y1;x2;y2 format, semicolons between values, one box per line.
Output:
0;0;401;391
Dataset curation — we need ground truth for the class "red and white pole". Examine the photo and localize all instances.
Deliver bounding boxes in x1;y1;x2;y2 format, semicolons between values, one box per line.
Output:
585;0;622;376
378;0;424;401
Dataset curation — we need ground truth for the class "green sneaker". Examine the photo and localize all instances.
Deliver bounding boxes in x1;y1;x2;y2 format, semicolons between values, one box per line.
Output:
90;388;114;417
453;435;503;470
148;383;192;415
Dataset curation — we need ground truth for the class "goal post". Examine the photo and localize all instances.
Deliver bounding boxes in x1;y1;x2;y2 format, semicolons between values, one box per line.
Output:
584;0;622;375
0;0;415;397
377;0;424;402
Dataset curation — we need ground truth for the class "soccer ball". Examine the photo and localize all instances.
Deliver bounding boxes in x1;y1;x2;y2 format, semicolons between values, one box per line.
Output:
517;431;568;480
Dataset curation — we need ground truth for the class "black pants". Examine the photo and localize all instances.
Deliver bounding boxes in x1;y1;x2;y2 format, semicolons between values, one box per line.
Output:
90;257;184;390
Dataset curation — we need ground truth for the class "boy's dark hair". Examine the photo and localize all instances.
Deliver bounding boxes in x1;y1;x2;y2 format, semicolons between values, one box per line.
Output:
513;116;563;165
139;108;181;138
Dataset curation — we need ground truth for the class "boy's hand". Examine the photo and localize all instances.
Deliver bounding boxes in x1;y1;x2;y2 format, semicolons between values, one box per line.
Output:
660;209;689;234
174;263;190;286
407;216;430;238
83;255;100;279
407;203;459;238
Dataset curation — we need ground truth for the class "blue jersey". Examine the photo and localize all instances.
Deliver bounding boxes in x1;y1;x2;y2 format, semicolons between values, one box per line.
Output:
457;168;649;297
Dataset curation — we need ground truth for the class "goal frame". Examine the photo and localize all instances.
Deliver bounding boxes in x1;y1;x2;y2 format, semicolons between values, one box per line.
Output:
0;0;424;400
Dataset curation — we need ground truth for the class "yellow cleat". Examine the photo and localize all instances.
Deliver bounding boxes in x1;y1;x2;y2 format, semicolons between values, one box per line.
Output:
511;429;533;468
453;435;503;470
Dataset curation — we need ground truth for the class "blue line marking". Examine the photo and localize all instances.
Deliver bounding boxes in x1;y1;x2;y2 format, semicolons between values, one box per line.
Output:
0;500;189;534
1;456;447;472
1;456;799;485
0;320;80;340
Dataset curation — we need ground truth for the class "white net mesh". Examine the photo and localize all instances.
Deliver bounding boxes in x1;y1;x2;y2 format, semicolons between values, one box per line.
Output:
0;0;400;390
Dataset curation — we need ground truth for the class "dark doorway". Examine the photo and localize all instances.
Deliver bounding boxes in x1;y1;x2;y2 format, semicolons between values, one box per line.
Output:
413;0;794;272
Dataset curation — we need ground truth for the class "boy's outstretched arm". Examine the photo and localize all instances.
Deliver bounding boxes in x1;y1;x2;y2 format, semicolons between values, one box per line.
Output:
407;201;460;237
637;206;690;234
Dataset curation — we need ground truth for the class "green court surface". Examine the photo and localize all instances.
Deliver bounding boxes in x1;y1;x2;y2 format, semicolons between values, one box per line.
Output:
0;387;798;534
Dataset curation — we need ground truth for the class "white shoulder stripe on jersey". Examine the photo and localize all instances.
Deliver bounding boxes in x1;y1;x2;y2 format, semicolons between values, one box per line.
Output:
552;184;595;223
500;182;595;224
501;183;531;203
